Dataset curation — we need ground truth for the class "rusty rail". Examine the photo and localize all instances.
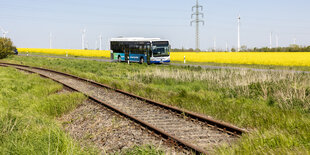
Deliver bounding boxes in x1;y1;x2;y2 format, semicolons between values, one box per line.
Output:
0;62;249;154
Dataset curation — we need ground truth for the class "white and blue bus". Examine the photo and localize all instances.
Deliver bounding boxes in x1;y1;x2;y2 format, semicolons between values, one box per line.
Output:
110;37;170;64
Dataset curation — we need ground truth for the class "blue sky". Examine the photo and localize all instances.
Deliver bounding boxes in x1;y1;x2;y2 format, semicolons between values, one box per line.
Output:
0;0;309;50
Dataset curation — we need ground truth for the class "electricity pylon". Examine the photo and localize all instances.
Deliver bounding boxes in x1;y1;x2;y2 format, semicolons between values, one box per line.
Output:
191;0;205;51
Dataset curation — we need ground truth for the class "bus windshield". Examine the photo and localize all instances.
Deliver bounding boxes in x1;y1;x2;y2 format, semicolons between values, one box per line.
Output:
152;46;170;57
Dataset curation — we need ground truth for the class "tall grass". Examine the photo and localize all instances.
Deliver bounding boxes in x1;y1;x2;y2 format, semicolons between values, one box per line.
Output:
3;56;310;154
0;67;98;154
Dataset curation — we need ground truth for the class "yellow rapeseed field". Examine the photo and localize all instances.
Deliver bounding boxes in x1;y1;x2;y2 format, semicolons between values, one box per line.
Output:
17;48;310;66
17;48;110;58
171;52;310;67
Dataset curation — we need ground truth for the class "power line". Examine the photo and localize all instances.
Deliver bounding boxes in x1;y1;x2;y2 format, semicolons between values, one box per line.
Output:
191;0;204;51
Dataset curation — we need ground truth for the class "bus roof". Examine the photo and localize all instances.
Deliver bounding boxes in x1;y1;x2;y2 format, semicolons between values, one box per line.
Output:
110;37;168;42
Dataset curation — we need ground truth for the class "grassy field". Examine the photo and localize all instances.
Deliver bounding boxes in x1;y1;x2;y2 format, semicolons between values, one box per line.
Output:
2;56;310;154
0;67;99;154
172;61;310;72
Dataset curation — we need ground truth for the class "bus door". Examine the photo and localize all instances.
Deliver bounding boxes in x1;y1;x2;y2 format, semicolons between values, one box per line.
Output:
125;50;129;61
146;46;151;64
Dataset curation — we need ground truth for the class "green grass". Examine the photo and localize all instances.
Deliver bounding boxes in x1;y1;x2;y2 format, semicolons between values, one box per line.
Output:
2;56;310;154
0;67;99;154
172;60;310;72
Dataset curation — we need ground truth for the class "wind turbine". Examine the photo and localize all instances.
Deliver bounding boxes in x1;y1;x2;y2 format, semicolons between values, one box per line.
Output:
95;40;98;50
0;27;8;38
237;14;241;52
213;37;216;51
269;32;273;49
86;41;89;50
99;34;102;50
82;28;86;49
226;42;228;52
49;32;52;49
276;34;279;48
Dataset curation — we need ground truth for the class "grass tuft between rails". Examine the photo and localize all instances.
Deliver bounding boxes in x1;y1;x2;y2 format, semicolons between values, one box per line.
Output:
3;56;310;154
0;67;99;154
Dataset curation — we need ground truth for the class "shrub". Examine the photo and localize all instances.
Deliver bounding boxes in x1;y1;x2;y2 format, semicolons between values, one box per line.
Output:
0;37;15;59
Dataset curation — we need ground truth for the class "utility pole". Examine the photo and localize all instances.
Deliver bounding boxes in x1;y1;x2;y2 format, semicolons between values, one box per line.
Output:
191;0;204;51
49;32;52;49
82;28;86;49
237;15;241;52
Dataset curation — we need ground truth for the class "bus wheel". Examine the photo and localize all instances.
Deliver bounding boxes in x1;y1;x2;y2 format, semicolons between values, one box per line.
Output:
139;57;144;64
118;56;121;62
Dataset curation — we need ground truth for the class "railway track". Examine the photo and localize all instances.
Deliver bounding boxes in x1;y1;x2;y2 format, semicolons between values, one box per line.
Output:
0;62;248;154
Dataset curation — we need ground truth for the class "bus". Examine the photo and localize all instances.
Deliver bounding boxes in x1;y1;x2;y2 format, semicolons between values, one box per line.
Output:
110;37;170;64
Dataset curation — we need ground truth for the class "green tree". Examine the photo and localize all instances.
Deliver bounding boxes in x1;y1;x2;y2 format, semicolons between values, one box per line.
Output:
0;37;15;59
241;45;247;51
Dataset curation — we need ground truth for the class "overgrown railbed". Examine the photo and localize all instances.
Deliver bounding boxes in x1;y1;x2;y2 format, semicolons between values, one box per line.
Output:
3;56;310;154
0;67;99;154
